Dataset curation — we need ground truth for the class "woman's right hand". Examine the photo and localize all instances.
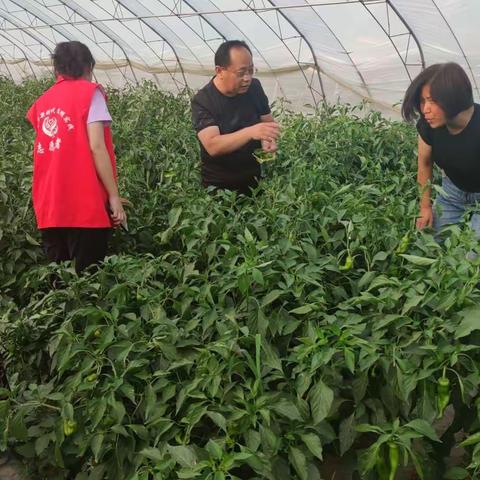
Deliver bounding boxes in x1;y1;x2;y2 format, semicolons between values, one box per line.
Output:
416;205;433;230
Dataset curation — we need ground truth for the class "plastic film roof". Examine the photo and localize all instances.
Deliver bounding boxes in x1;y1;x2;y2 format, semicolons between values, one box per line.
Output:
0;0;479;115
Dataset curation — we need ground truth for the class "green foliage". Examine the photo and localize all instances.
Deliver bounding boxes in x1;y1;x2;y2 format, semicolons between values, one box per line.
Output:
1;78;480;479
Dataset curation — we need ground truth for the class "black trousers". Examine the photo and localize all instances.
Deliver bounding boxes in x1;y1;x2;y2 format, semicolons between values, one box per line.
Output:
41;227;112;274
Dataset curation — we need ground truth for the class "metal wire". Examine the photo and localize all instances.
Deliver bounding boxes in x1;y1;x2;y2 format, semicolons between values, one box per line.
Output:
115;0;189;90
360;0;414;82
277;0;371;98
0;1;386;31
429;0;479;96
2;0;478;112
268;0;326;103
187;0;287;98
386;0;425;69
57;0;140;84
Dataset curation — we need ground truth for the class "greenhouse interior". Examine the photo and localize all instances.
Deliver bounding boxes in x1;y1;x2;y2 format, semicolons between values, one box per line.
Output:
2;1;480;480
1;0;479;114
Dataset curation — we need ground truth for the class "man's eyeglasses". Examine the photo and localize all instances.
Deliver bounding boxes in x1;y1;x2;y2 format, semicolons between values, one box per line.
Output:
224;66;257;78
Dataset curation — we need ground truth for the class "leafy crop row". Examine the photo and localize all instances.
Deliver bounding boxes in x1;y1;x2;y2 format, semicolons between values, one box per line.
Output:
1;77;480;480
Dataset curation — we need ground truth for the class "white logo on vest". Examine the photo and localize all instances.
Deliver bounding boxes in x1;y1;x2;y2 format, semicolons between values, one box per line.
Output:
42;116;58;137
36;108;75;155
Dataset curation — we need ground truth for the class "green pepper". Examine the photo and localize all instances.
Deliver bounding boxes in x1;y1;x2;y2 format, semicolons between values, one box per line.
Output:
86;373;97;382
460;431;480;448
63;419;77;436
395;233;410;254
339;255;353;271
436;372;450;419
94;329;101;337
253;148;276;164
375;446;389;479
388;442;399;480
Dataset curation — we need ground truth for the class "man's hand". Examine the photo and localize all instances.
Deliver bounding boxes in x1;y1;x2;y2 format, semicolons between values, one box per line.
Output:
109;195;127;227
197;121;280;158
416;205;433;230
261;138;277;153
249;122;280;143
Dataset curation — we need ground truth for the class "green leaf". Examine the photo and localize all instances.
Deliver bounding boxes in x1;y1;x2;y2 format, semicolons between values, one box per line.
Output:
15;442;36;459
252;268;264;285
10;410;28;441
399;254;436;266
140;447;164;462
339;413;356;456
289;446;308;480
244;227;254;243
358;442;382;475
144;384;156;421
168;207;182;228
206;411;227;432
0;388;10;399
289;305;313;315
168;445;197;468
308;380;333;424
272;398;302;422
459;431;480;447
89;464;107;480
261;290;282;308
401;294;424;315
405;419;440;442
344;348;355;374
111;425;129;437
206;439;223;460
91;433;104;462
127;424;149;441
245;430;261;452
406;445;425;480
232;451;252;461
25;233;40;246
91;398;107;429
455;306;480;339
443;467;469;479
177;468;202;479
35;434;50;456
352;373;368;403
300;433;323;460
356;424;385;434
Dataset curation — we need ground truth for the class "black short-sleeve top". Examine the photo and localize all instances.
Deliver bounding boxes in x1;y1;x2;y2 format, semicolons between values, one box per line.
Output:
416;103;480;192
191;78;271;192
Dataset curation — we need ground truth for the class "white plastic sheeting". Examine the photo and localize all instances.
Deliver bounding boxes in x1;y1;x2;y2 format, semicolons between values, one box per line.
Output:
0;0;478;116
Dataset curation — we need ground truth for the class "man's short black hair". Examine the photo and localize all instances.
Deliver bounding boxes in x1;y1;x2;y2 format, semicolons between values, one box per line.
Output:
402;62;473;121
52;41;95;79
214;40;252;68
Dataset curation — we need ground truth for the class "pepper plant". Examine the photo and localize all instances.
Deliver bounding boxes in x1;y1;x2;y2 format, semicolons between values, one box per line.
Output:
1;78;480;480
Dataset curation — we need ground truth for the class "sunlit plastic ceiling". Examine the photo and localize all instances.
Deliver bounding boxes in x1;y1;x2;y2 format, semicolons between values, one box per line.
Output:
0;0;479;115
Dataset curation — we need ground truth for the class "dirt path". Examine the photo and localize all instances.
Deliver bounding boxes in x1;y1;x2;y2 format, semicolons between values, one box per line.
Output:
0;454;29;480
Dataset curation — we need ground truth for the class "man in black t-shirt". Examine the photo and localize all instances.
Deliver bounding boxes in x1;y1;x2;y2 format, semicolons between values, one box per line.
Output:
191;40;280;194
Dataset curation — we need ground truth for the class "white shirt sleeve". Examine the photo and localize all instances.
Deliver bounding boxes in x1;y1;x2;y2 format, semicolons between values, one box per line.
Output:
87;88;112;124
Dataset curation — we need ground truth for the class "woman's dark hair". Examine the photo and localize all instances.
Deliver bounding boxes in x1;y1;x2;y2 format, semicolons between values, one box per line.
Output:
402;62;473;121
52;41;95;79
214;40;252;68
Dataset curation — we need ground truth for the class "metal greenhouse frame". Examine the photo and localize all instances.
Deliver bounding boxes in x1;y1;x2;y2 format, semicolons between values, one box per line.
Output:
0;0;478;115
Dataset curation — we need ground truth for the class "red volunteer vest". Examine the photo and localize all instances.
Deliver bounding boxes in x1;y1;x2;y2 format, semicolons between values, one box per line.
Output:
26;76;117;228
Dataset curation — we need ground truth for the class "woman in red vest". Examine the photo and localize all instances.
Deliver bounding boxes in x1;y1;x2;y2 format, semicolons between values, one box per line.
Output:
27;41;126;273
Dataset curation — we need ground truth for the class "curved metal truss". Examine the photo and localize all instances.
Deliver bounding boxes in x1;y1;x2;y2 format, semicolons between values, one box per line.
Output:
0;0;478;113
